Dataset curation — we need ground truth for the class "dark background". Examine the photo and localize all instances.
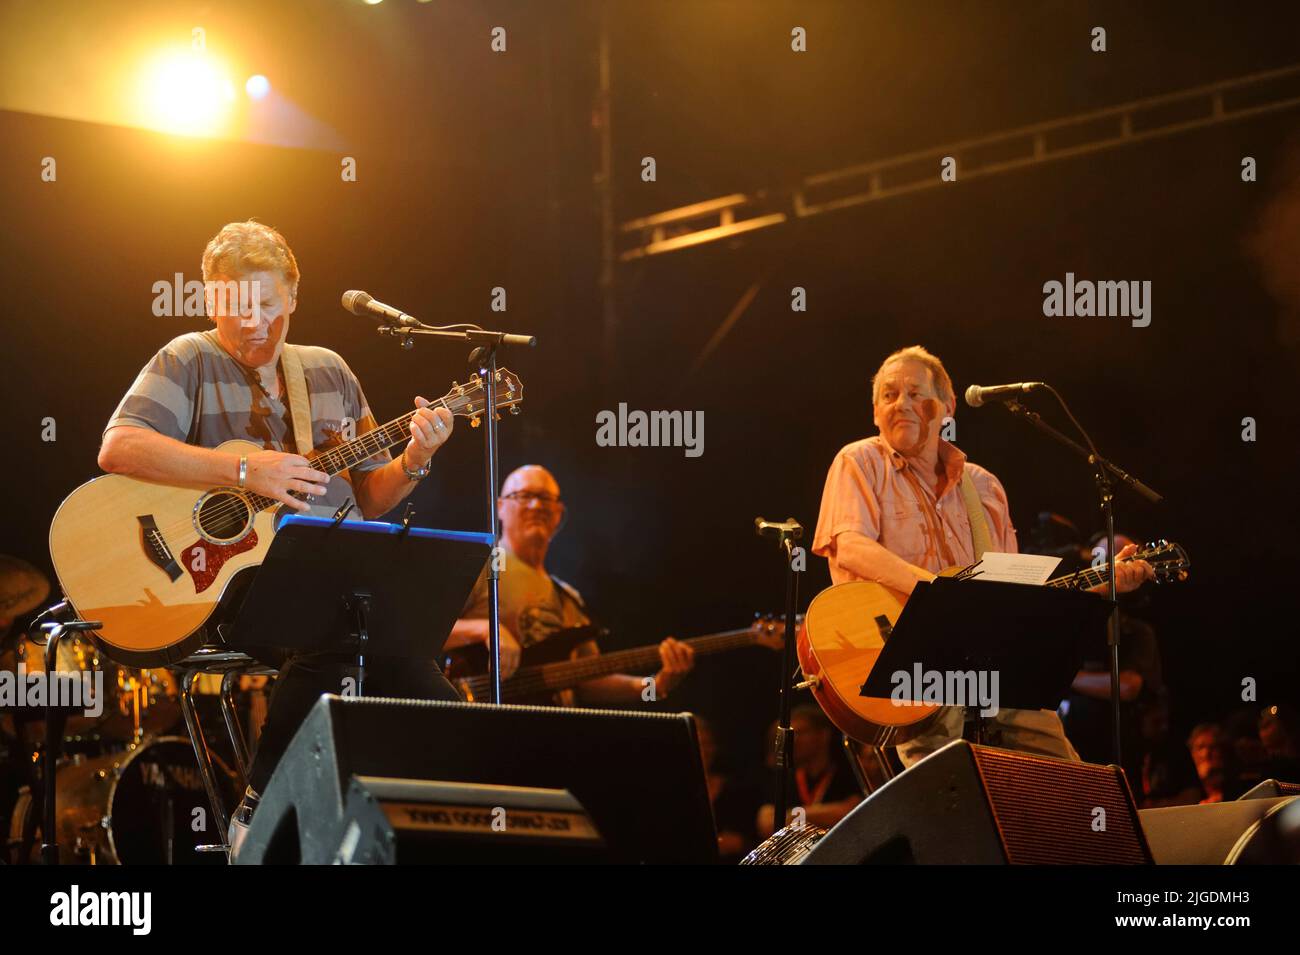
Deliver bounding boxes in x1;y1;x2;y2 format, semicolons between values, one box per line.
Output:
4;0;1299;773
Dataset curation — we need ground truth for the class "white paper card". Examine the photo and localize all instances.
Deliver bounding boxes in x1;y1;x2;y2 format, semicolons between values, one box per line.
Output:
966;551;1061;586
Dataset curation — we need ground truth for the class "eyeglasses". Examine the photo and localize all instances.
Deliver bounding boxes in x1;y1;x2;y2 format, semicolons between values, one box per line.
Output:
502;491;562;507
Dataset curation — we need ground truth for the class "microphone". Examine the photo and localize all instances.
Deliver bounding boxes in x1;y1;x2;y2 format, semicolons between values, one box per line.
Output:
964;381;1046;407
755;517;803;541
341;290;418;327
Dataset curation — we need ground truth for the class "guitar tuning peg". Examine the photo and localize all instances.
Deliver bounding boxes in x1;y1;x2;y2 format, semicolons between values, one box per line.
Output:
509;406;520;415
470;416;481;429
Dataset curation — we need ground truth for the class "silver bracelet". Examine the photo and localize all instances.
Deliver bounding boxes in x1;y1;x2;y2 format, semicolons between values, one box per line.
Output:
238;455;248;488
401;449;430;482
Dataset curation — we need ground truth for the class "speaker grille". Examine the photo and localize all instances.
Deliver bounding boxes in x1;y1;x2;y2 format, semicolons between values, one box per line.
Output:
973;746;1151;864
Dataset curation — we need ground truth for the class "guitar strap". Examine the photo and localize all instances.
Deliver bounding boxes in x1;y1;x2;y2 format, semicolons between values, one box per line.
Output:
958;471;993;561
279;344;315;456
551;575;593;619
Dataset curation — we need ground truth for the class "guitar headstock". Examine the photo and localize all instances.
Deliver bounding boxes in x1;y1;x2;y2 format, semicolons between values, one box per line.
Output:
1135;539;1191;583
441;368;523;427
752;612;805;651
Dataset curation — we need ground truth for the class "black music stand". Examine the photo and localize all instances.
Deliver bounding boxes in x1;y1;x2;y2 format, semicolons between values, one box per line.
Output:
228;515;493;688
861;576;1113;744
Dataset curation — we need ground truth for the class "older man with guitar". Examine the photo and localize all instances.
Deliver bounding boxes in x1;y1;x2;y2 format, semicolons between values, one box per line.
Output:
809;345;1156;768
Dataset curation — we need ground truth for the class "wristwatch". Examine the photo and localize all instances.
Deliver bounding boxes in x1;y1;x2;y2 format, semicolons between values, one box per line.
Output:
401;451;430;482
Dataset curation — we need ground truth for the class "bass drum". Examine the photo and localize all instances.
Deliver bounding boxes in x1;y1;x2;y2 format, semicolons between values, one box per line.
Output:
739;824;829;865
9;736;237;865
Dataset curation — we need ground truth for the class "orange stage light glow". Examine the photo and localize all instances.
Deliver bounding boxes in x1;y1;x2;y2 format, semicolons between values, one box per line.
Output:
135;48;237;138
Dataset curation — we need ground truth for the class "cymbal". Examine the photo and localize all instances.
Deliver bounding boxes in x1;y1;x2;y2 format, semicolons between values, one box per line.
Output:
0;555;51;622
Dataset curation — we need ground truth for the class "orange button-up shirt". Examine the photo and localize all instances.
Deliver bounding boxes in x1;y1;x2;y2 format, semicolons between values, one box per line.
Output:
812;435;1017;581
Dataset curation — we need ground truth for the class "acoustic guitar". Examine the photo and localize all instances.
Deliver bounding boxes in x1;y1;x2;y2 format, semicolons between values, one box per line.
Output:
48;370;522;668
797;541;1190;746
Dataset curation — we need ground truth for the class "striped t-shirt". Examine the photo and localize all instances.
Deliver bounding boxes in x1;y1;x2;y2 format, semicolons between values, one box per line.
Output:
105;329;390;520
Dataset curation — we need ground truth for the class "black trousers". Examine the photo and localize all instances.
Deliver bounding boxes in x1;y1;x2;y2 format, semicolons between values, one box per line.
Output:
246;653;462;795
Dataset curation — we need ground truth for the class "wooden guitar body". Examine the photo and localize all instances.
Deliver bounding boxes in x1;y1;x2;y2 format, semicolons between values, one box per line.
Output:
798;578;943;747
49;439;277;667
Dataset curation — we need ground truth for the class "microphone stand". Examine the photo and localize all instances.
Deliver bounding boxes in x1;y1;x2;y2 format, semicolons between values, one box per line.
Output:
1000;393;1161;770
755;517;803;834
376;322;535;704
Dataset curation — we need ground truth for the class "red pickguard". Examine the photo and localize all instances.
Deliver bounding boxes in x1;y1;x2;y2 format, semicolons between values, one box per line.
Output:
183;532;259;594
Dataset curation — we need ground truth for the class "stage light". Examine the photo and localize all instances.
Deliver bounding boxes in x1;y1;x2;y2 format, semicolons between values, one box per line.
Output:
246;74;271;100
363;0;384;6
136;49;236;137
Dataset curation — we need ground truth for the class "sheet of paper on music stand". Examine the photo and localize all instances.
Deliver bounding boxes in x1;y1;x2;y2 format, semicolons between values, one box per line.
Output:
968;552;1060;585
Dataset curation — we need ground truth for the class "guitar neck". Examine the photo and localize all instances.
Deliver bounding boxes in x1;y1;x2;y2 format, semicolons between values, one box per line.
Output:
1047;558;1131;591
549;628;761;682
463;627;763;701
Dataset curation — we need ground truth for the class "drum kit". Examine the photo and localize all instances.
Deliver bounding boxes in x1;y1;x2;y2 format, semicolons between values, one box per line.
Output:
1;556;238;865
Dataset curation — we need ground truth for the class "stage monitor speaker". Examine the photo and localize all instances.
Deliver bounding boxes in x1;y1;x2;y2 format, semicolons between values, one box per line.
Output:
801;739;1152;864
1239;778;1300;800
333;777;607;864
1138;796;1299;864
236;695;718;864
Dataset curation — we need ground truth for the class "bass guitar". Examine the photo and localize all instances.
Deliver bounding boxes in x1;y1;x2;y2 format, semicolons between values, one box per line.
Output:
444;615;793;704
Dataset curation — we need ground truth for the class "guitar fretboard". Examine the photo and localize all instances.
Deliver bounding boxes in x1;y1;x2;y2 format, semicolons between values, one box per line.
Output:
1046;557;1137;591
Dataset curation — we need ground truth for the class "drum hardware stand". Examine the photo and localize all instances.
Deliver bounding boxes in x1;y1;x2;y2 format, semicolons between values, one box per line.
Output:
344;591;372;698
755;516;803;833
37;615;101;865
373;314;535;704
1001;393;1162;768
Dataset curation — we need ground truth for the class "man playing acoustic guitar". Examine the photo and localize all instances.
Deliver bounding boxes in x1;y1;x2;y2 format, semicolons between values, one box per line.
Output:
97;221;462;848
811;345;1154;767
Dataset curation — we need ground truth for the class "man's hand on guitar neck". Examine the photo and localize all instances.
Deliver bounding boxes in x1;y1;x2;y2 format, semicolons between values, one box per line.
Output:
1089;542;1155;595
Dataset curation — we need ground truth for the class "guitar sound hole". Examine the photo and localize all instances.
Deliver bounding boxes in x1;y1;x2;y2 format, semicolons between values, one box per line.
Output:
197;492;252;542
